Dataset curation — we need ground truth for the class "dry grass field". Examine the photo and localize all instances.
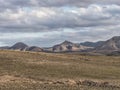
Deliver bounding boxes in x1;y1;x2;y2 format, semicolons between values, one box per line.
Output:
0;50;120;90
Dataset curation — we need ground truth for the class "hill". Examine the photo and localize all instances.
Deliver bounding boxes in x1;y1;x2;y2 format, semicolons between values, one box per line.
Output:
26;46;43;52
45;40;91;52
94;36;120;53
8;42;43;52
9;42;28;51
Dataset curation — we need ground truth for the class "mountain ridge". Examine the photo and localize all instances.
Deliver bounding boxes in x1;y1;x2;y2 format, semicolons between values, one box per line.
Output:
0;36;120;54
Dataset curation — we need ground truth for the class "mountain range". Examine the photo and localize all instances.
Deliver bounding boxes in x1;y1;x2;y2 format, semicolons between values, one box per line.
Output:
0;36;120;55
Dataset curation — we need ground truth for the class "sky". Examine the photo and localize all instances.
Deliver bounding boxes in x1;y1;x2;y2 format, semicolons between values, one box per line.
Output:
0;0;120;47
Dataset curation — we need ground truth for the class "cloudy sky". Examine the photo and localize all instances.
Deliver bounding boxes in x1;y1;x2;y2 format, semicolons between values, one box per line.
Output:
0;0;120;47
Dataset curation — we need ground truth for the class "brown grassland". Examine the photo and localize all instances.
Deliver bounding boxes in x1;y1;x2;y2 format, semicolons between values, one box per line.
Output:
0;50;120;90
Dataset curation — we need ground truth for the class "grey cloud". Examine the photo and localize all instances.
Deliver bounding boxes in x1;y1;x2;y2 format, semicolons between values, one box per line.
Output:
0;0;120;10
0;0;120;46
1;4;120;33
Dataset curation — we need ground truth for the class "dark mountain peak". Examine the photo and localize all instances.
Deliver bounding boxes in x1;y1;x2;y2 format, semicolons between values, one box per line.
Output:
61;40;73;45
12;42;28;47
9;42;28;50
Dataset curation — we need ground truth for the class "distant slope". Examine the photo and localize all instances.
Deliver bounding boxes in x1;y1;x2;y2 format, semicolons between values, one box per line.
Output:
26;46;43;52
0;46;10;50
107;51;120;56
80;41;104;48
